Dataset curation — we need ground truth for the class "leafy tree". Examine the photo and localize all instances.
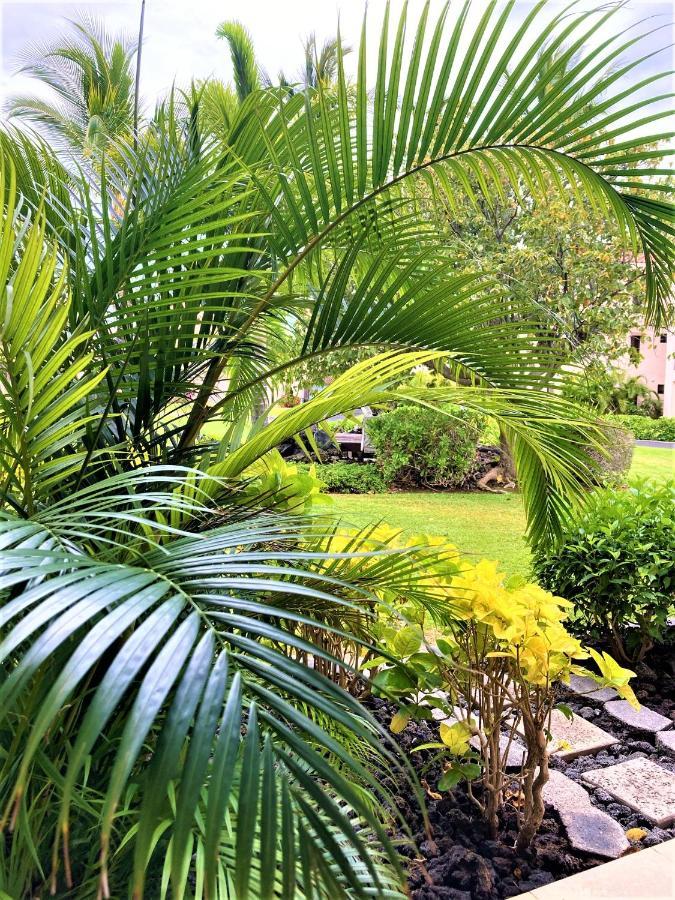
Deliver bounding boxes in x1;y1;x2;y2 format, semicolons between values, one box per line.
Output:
0;2;672;896
6;16;136;155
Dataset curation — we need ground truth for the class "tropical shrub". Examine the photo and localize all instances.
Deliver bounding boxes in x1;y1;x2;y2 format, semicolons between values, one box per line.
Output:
0;0;672;895
367;404;483;488
533;482;675;663
565;365;662;417
610;415;675;442
370;554;637;850
304;461;388;494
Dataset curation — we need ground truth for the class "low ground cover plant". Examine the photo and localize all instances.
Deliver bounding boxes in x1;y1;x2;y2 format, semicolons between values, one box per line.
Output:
367;404;483;489
368;544;637;850
533;482;675;663
300;461;388;494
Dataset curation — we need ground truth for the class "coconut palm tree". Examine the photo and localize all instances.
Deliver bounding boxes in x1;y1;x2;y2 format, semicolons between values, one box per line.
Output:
6;16;136;155
0;2;672;897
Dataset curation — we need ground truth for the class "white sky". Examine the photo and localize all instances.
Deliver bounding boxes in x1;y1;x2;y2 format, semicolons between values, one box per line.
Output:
0;0;673;126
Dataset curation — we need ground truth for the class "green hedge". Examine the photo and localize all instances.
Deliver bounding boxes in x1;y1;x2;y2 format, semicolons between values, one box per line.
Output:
533;481;675;663
304;462;388;494
608;415;675;442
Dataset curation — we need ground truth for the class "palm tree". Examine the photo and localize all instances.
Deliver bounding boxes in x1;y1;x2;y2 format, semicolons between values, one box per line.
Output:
6;16;136;155
216;18;350;98
0;2;672;896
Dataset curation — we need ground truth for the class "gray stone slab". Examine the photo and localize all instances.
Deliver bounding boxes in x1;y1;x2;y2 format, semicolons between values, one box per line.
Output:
604;700;671;732
469;731;527;769
582;757;675;826
518;709;618;760
657;731;675;756
567;673;618;703
542;769;630;858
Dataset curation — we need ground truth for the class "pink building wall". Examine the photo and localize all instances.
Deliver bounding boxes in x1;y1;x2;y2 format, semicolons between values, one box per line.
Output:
619;326;675;417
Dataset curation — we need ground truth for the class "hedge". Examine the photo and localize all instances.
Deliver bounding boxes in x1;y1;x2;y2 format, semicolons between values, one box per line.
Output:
608;415;675;442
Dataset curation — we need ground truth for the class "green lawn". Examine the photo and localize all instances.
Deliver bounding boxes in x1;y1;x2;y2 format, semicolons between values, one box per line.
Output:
317;446;674;577
629;444;675;482
316;491;531;575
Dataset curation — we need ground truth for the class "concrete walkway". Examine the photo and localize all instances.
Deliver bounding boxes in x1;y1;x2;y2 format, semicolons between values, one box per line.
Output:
516;837;675;899
634;439;675;449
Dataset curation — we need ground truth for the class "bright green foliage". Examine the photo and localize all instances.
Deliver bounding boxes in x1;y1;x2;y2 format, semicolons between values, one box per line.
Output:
215;21;260;102
565;364;663;417
367;404;483;488
0;0;673;896
304;462;388;494
239;451;325;511
533;481;675;663
612;415;675;442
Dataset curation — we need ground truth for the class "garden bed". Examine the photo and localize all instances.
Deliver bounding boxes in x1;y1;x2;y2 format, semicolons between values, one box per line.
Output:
367;642;675;900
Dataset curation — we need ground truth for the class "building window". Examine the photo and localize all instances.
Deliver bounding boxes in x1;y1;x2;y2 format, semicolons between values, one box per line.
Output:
657;384;664;395
630;335;641;351
661;334;668;343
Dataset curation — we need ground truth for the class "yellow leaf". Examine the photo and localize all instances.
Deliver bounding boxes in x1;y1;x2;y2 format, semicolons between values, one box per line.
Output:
625;828;648;842
390;709;410;734
439;720;471;755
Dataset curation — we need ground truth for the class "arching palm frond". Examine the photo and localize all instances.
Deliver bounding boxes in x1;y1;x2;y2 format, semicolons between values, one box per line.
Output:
216;21;261;104
0;503;423;900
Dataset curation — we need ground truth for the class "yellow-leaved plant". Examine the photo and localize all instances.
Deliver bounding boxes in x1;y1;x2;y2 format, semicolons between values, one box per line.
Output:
367;535;637;850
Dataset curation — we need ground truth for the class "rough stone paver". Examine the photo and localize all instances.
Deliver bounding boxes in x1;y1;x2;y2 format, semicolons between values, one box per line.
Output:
518;709;618;760
604;699;671;732
542;769;630;858
469;731;526;769
568;673;618;703
582;757;675;827
656;731;675;756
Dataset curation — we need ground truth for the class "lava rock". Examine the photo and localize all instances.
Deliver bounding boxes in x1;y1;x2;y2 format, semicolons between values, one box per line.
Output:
607;803;632;818
518;871;556;892
628;741;655;754
642;827;671;847
595;788;614;804
580;706;596;719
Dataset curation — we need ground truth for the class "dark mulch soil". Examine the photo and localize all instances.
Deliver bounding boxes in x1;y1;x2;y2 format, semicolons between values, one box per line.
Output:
366;642;675;900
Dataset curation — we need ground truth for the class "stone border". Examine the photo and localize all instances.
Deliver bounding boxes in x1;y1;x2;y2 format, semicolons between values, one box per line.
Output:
516;836;675;899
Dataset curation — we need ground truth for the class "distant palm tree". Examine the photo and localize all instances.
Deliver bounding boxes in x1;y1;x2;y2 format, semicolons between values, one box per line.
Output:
7;16;136;155
217;18;349;97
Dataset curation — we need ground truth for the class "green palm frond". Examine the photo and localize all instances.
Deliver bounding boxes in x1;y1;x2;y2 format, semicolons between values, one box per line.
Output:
228;1;672;325
0;161;107;514
0;501;423;899
216;21;261;103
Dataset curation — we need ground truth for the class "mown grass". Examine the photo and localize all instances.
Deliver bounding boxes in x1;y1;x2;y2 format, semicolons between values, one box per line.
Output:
629;445;675;483
317;446;674;576
316;491;531;575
